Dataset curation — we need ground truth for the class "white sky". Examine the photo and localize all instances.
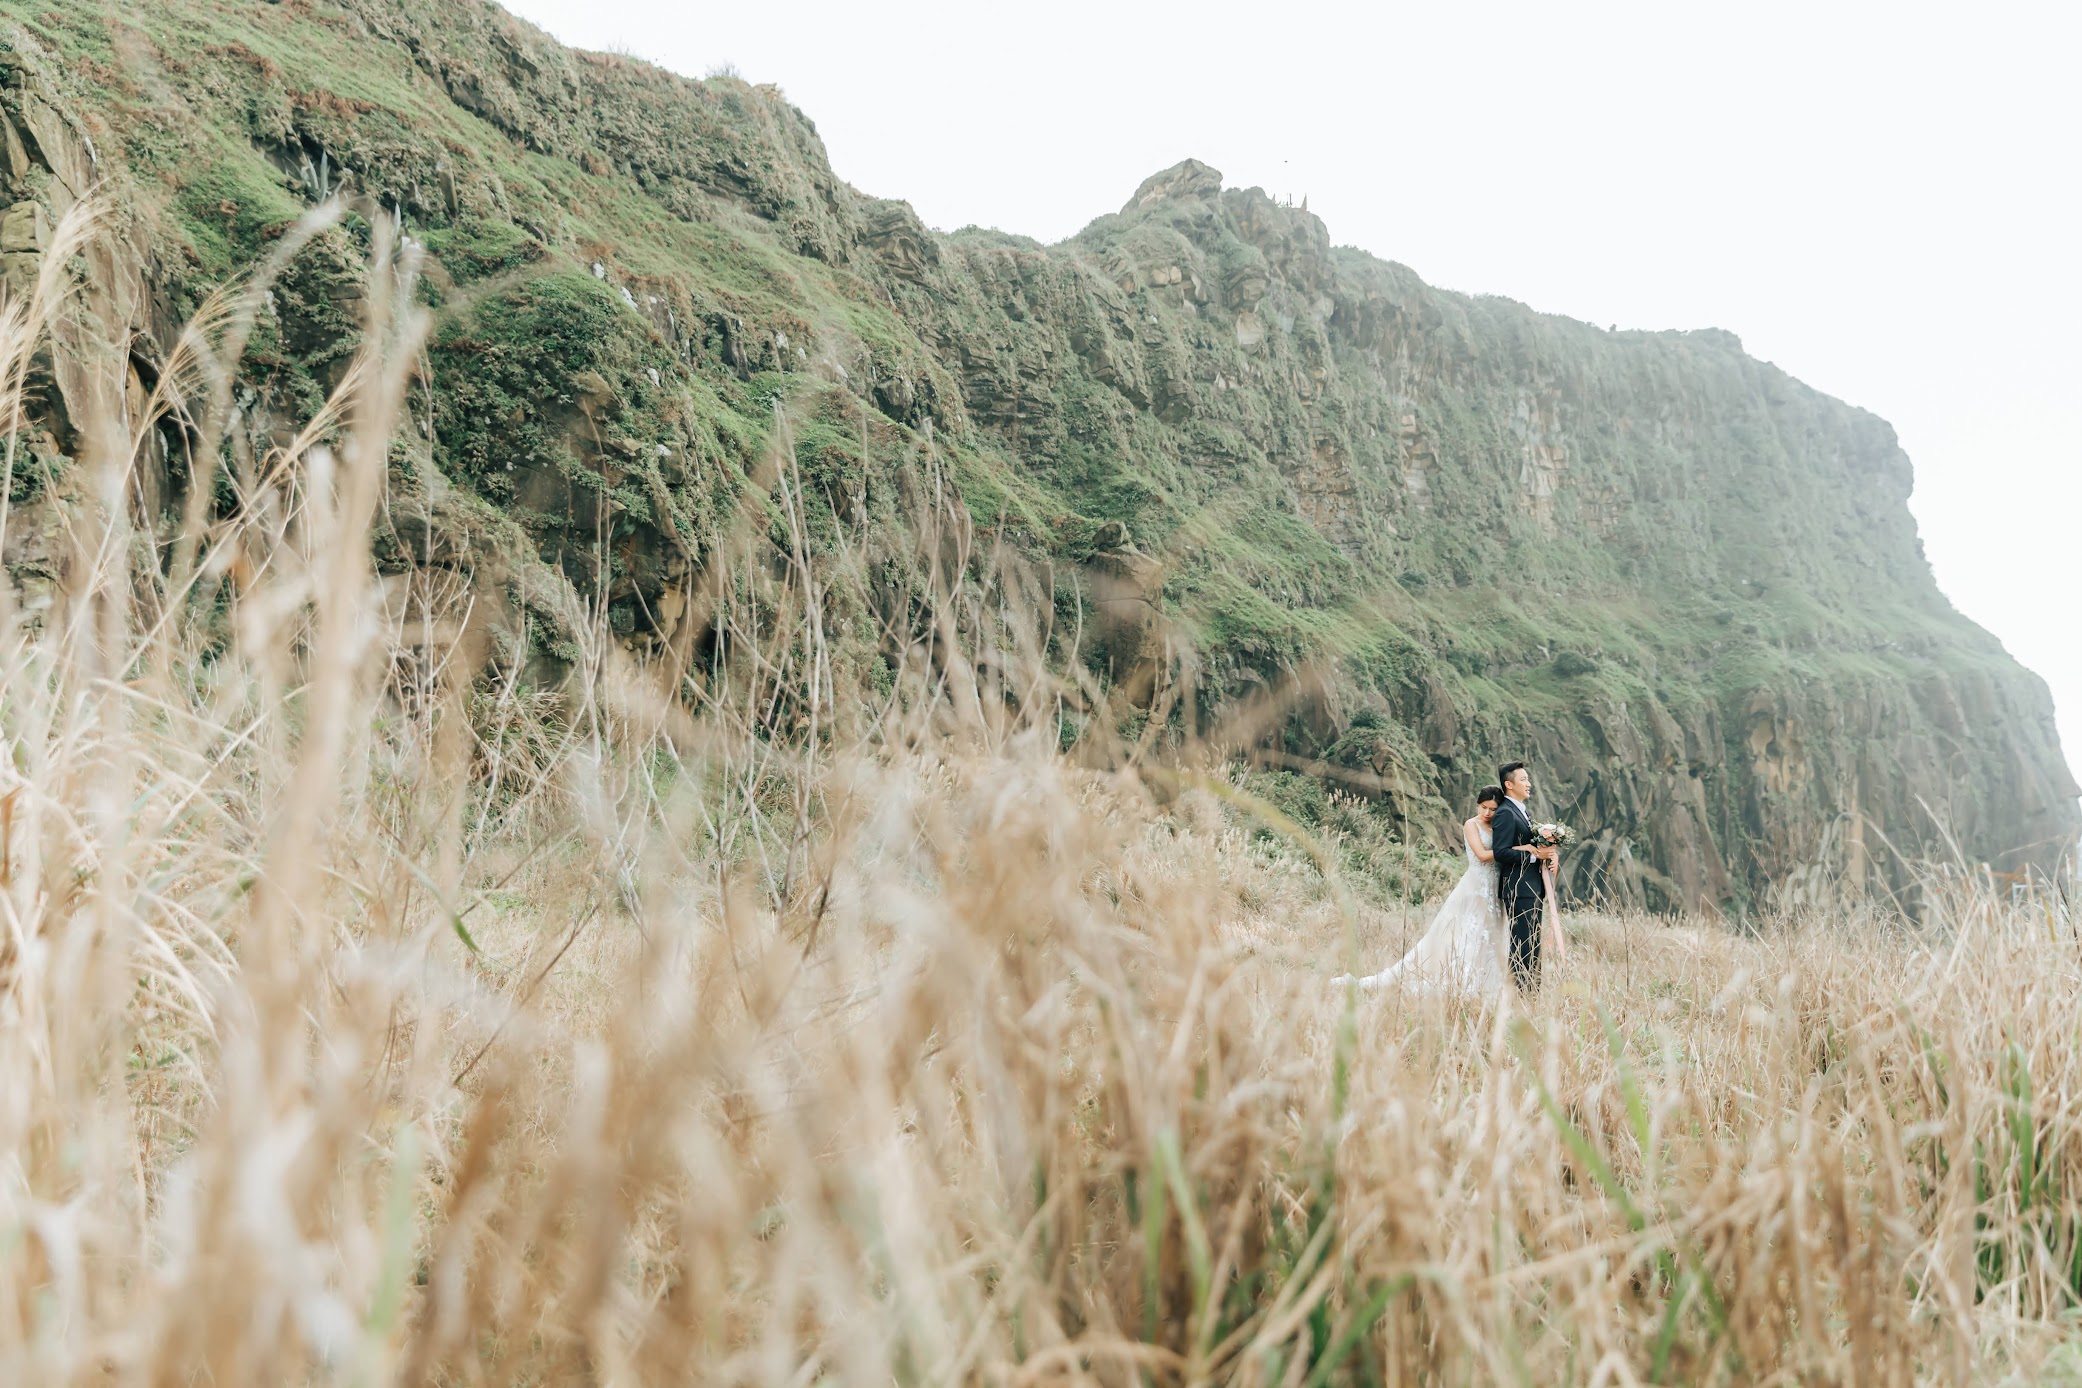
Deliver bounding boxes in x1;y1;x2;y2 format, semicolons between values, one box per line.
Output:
508;0;2082;779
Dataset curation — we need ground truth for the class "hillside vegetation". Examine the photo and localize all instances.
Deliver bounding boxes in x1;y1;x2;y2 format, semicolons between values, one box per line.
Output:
0;0;2071;913
0;205;2077;1383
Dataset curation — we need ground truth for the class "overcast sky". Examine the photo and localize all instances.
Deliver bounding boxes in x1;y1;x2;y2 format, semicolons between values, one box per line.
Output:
509;0;2082;778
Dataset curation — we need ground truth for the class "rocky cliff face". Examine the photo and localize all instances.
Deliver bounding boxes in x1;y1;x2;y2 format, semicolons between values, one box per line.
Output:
1;0;2073;910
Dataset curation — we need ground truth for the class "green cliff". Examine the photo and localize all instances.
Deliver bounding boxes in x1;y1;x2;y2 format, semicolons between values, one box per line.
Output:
2;0;2073;910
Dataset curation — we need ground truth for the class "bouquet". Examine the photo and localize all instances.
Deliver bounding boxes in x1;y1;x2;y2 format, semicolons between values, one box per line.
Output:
1532;822;1574;849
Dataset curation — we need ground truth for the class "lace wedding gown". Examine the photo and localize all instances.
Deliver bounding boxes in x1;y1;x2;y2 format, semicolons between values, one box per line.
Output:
1335;823;1507;996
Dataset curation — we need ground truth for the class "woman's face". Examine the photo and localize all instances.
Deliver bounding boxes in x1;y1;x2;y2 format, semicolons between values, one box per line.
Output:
1478;798;1497;825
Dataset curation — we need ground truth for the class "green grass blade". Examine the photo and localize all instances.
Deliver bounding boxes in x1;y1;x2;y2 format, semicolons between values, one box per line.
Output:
1300;1275;1409;1388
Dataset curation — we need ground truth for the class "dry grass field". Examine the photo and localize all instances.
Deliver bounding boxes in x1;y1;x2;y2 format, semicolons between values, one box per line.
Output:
1;206;2079;1385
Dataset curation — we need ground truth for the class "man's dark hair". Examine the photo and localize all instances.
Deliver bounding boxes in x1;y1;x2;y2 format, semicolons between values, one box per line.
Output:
1475;784;1503;806
1498;761;1527;787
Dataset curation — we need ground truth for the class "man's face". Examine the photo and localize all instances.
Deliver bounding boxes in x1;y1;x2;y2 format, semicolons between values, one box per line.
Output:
1508;768;1532;800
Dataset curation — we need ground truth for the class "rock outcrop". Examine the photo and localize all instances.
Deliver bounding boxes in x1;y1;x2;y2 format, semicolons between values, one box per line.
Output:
0;0;2073;910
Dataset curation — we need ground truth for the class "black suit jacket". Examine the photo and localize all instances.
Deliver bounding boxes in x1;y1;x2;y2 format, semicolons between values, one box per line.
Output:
1491;799;1547;904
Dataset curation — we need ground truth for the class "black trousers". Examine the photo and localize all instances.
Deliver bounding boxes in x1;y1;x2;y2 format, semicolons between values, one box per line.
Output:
1503;892;1543;992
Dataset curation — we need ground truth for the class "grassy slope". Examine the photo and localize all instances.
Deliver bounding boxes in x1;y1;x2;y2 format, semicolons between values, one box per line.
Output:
0;0;2072;909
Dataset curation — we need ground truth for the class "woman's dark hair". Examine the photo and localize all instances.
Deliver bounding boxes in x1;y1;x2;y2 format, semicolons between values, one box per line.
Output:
1476;785;1503;807
1497;761;1527;786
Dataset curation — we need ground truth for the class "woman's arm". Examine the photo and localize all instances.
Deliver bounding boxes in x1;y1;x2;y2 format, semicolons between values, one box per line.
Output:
1490;807;1533;864
1464;818;1495;863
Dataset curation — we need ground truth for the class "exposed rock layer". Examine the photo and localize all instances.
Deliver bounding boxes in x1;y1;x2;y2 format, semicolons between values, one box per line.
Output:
1;0;2073;909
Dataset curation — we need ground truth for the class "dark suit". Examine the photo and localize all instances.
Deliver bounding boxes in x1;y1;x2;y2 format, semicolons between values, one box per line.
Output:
1490;798;1546;991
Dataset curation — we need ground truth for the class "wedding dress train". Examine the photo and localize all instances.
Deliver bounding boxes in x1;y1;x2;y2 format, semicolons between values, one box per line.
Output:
1335;824;1508;996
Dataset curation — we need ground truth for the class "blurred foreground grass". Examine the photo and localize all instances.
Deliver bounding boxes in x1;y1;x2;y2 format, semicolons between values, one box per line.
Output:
0;202;2078;1387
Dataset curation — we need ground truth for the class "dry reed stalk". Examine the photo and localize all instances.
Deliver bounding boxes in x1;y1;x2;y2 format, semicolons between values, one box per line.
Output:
0;213;2073;1388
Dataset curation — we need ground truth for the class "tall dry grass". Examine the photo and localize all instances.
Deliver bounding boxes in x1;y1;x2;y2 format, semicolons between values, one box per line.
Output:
0;205;2077;1386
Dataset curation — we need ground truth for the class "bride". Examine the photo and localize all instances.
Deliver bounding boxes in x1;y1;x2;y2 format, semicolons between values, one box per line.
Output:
1335;786;1510;996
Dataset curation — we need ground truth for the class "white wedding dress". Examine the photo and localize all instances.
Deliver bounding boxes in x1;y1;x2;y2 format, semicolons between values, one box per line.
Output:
1335;823;1507;996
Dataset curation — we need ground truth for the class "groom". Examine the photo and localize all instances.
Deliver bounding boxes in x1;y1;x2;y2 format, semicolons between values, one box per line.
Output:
1488;761;1555;992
